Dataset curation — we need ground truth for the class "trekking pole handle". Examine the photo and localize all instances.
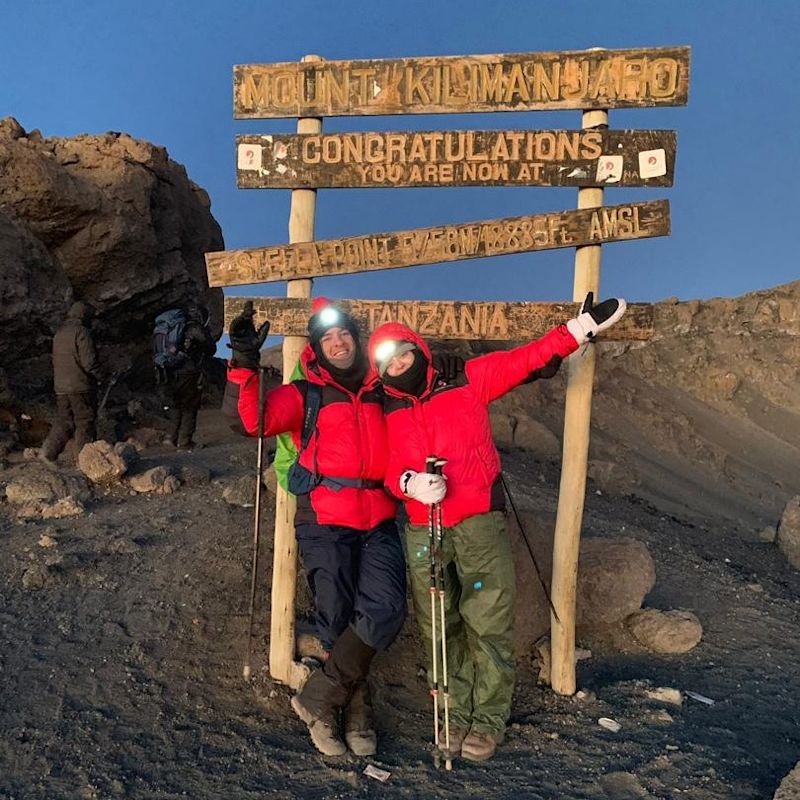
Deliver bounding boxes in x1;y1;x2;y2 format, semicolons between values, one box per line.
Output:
434;458;447;476
425;455;438;475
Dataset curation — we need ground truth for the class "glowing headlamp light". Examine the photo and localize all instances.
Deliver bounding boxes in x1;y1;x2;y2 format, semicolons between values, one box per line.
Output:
374;340;400;365
318;307;340;327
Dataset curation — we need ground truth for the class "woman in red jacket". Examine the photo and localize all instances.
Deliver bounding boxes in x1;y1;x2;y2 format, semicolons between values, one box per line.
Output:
227;298;406;759
368;294;625;762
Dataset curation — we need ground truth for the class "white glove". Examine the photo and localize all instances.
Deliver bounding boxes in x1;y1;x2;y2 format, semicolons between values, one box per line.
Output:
566;292;627;345
401;470;447;504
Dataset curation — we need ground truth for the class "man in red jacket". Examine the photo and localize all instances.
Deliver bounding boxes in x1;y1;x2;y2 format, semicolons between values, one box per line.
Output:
368;294;626;762
226;298;406;758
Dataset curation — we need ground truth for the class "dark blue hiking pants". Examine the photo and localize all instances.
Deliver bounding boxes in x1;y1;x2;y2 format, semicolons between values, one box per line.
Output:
295;520;407;652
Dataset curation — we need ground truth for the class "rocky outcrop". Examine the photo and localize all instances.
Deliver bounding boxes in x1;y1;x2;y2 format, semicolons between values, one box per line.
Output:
0;117;223;402
488;280;800;532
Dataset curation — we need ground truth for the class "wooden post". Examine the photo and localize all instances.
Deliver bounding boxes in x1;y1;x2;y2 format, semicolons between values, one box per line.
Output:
268;54;323;690
549;107;608;696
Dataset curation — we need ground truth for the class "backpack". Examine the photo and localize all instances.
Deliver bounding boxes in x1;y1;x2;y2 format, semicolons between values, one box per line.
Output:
152;309;187;371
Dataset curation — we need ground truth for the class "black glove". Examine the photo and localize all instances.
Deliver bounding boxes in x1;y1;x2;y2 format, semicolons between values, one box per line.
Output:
227;310;265;371
524;354;563;384
432;353;465;382
255;320;271;348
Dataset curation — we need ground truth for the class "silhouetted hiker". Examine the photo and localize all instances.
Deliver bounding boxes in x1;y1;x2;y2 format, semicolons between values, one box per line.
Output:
39;301;102;467
155;304;215;451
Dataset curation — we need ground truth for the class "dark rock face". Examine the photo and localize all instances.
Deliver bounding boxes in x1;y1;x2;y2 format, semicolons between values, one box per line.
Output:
0;117;223;401
0;210;71;396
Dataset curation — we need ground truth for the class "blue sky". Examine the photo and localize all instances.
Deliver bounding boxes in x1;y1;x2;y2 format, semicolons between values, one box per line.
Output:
3;0;798;312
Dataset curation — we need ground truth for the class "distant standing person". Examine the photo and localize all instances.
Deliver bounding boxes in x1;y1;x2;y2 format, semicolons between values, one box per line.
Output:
39;301;103;467
156;305;215;450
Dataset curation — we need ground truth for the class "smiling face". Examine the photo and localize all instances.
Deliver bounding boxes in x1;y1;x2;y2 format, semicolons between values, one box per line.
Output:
320;326;356;369
384;350;415;378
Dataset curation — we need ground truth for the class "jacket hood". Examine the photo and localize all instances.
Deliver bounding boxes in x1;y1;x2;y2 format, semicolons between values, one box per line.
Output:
300;341;378;393
67;301;91;322
368;323;437;398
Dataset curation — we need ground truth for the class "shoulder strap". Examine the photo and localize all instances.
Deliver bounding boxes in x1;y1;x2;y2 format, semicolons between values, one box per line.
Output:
301;382;322;450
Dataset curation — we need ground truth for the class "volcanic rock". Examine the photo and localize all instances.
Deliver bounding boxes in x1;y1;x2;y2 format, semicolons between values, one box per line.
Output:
776;495;800;569
626;608;703;654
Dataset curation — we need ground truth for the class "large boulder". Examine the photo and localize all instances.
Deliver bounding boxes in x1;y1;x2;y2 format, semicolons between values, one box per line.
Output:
0;117;224;403
512;509;657;652
5;464;92;518
577;538;656;626
5;465;92;506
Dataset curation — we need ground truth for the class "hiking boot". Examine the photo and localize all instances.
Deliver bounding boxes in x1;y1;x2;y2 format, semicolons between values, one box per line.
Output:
177;441;202;451
461;730;504;762
439;725;469;757
343;682;377;756
290;694;346;757
291;668;349;756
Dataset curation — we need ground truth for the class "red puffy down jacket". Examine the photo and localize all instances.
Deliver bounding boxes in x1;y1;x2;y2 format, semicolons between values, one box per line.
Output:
368;322;580;527
227;345;396;530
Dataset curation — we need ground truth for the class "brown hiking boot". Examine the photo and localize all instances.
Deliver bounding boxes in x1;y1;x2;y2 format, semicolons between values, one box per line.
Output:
343;682;377;756
461;730;504;762
439;725;469;757
291;668;349;756
290;695;347;757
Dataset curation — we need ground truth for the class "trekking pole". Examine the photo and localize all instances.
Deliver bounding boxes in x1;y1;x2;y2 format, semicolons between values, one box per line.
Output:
243;366;267;680
434;457;452;771
499;471;560;624
425;455;441;766
97;370;122;415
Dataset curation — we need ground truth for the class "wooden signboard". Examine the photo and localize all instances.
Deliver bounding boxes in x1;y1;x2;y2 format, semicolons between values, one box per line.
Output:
236;129;676;189
234;47;690;119
224;296;654;342
206;200;670;287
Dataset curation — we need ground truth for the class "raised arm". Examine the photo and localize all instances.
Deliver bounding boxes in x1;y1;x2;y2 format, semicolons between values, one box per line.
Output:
466;294;626;405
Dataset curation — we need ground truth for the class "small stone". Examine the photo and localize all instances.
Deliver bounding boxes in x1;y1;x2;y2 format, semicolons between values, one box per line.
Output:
38;534;57;548
626;608;703;654
22;563;49;590
129;466;174;494
644;687;683;706
599;771;648;799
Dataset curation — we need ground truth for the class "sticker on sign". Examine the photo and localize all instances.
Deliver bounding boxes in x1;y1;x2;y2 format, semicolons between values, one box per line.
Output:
596;156;623;183
639;148;667;178
237;144;262;171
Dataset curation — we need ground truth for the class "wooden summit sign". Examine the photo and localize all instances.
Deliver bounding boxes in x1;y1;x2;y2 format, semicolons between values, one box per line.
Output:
224;297;654;342
234;47;690;118
206;200;670;287
236;129;676;189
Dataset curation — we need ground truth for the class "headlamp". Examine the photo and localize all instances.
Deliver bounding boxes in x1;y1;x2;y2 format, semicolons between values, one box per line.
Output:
318;307;340;327
374;340;399;365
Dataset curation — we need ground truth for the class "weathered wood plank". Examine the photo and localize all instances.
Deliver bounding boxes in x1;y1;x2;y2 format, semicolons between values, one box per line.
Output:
234;47;690;118
206;200;670;287
236;129;676;189
224;297;654;342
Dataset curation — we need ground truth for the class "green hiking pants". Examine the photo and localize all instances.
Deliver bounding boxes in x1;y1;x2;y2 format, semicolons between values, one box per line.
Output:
404;510;516;737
